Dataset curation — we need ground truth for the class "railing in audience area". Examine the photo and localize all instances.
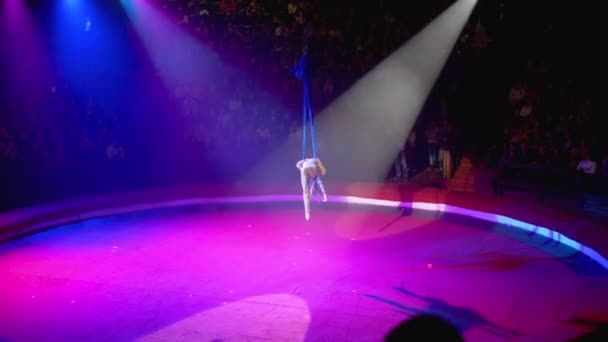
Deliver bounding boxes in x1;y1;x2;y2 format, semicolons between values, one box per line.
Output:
0;155;254;212
493;161;575;199
493;160;608;215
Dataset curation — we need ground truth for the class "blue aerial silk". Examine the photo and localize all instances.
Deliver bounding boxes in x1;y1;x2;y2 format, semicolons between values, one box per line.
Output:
291;53;317;160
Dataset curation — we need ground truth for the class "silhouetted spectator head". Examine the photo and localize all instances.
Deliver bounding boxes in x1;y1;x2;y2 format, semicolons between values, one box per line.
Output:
570;324;608;341
385;314;464;342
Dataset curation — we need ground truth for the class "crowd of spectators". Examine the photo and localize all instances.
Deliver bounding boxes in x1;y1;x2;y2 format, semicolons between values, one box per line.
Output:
3;1;604;190
2;0;604;204
18;1;607;187
498;59;607;193
465;1;608;196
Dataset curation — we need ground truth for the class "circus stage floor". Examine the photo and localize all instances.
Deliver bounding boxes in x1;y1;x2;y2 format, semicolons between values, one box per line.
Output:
0;200;607;342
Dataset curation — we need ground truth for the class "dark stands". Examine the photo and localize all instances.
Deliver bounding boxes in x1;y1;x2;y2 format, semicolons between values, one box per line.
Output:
494;160;608;215
484;1;607;214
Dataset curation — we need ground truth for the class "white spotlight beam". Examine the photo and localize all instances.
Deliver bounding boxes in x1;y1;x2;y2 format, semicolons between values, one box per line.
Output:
246;0;477;183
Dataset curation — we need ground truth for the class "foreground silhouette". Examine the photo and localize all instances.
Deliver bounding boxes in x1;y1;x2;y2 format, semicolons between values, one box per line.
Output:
385;314;608;341
385;314;464;341
368;286;521;338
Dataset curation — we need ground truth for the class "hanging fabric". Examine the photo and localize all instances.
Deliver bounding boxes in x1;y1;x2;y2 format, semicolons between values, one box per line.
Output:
291;53;317;160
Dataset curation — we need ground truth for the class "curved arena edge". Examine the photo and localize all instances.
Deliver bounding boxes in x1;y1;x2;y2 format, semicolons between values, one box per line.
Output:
1;184;607;271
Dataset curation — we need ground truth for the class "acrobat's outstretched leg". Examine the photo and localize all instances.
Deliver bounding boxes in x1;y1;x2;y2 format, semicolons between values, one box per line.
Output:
301;172;311;220
313;176;327;202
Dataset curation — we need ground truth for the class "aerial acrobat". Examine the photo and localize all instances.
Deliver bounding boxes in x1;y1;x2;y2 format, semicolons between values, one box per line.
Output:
292;41;327;220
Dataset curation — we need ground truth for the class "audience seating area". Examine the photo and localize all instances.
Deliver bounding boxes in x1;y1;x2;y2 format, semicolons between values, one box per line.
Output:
2;1;606;214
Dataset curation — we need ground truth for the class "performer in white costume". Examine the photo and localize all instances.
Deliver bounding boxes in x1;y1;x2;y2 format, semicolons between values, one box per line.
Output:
296;158;327;220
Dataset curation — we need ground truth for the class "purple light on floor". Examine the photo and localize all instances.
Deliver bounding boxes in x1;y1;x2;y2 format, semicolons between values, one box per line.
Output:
135;294;311;341
2;197;604;341
339;196;608;269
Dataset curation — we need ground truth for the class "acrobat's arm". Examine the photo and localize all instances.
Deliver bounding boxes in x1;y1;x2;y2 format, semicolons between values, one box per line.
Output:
296;160;304;170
